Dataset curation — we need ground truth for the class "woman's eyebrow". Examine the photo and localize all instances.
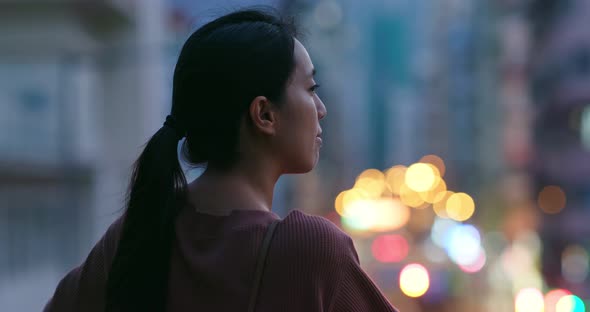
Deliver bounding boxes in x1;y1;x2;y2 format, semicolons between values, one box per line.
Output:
309;68;316;77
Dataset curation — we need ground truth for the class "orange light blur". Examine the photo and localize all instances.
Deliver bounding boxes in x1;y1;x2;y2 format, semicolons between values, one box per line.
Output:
385;165;407;195
446;192;475;221
335;190;346;216
405;163;437;192
433;191;454;218
538;185;567;214
400;183;427;208
419;177;447;203
399;263;430;297
420;154;446;177
369;197;411;232
341;188;369;215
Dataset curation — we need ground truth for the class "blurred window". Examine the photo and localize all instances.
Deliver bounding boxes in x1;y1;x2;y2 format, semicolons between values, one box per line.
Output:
0;61;61;165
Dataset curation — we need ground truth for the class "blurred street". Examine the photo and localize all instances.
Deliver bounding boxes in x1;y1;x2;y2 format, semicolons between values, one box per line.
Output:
1;0;589;311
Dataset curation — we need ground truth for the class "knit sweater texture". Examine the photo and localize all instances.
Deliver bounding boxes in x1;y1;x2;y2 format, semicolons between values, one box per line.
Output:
44;208;398;311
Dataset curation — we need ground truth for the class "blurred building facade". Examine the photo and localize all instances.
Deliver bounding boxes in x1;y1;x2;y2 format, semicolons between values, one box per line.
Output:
0;0;170;310
529;0;590;300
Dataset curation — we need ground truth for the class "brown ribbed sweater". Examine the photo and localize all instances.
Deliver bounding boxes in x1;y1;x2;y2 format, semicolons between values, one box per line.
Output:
44;208;398;311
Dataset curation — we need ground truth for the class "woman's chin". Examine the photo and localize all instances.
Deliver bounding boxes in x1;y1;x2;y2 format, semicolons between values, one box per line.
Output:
284;159;317;174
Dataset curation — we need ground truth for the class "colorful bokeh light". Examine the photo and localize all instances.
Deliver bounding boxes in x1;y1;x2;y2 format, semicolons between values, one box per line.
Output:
433;191;454;218
419;154;446;177
357;168;385;181
446;192;475;221
538;185;567;214
405;163;437;192
341;188;369;215
399;263;430;298
385;165;407;195
556;295;586;312
330;156;584;312
368;198;411;232
418;177;447;204
341;197;410;232
561;245;589;284
545;289;572;312
355;169;387;198
515;288;545;312
371;234;409;263
334;190;346;216
431;218;458;248
458;248;486;273
341;199;378;231
445;224;482;266
400;183;426;208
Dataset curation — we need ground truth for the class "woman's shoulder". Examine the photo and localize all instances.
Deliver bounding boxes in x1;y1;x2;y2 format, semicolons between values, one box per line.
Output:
281;209;346;233
276;209;353;254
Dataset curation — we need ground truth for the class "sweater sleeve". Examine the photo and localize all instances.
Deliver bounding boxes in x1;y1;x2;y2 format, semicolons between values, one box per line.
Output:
43;216;123;312
329;236;398;312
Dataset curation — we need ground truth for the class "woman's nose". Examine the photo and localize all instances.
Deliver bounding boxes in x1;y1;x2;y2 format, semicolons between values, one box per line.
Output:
317;97;327;120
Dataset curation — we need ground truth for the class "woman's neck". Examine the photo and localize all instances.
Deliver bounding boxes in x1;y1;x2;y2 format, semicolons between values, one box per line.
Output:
186;165;279;216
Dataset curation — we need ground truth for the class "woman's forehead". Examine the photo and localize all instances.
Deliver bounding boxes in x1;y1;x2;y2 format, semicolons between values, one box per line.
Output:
293;39;314;80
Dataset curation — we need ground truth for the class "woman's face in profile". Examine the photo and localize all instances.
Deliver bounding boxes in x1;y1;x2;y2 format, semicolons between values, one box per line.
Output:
274;39;327;173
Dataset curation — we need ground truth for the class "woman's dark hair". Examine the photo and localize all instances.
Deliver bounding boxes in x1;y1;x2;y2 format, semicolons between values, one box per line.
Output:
105;8;298;311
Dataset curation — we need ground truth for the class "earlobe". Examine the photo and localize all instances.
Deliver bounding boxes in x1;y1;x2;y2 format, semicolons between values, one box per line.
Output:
249;95;277;136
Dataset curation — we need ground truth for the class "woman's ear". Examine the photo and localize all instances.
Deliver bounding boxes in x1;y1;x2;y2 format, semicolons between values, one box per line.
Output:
248;95;278;135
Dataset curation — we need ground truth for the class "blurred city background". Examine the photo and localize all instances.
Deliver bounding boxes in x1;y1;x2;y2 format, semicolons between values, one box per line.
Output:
1;0;589;311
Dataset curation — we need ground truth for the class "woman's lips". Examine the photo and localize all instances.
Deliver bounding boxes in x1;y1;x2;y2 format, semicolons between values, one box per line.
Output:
316;136;323;146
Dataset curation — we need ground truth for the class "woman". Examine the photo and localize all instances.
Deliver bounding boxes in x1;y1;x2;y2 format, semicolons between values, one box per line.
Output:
44;8;398;312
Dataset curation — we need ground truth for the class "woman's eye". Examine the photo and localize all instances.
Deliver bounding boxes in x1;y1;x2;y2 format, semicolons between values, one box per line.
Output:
310;84;320;93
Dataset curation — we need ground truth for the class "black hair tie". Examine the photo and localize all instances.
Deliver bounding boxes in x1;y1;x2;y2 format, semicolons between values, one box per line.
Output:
163;115;186;141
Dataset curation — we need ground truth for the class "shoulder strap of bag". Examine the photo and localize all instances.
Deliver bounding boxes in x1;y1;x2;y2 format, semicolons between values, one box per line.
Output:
247;219;279;312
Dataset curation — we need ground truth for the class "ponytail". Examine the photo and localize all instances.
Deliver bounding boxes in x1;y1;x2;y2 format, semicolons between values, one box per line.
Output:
105;115;187;311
